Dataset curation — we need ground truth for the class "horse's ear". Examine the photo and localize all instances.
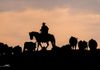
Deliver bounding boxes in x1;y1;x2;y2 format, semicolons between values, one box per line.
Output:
29;32;30;36
29;32;31;35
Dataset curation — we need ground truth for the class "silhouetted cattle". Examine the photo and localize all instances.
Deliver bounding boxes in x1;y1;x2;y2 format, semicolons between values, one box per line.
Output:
23;42;36;53
51;45;61;53
61;44;71;51
78;40;87;51
88;39;98;51
7;47;13;56
13;45;22;56
69;36;78;50
61;44;71;54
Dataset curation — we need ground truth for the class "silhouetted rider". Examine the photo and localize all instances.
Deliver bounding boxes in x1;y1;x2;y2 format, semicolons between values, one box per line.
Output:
40;22;49;34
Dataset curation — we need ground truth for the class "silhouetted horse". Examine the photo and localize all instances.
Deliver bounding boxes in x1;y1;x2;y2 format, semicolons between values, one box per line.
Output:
29;31;56;51
69;36;78;50
88;39;98;51
23;42;36;52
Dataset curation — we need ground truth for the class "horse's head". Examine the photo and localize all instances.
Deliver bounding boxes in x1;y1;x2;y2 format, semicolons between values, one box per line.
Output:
29;31;39;40
29;32;34;40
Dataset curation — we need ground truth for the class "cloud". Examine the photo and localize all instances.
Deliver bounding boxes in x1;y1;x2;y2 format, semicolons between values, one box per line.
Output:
0;0;69;11
0;0;100;13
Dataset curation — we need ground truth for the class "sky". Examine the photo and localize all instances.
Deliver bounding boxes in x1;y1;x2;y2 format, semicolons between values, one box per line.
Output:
0;0;100;49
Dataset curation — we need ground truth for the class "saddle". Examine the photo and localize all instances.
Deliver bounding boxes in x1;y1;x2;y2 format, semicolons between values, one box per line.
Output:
40;33;49;42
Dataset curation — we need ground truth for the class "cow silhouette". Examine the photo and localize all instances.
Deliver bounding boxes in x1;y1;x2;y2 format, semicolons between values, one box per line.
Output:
23;42;36;53
61;44;71;53
69;36;78;50
78;40;88;51
88;39;98;51
13;45;22;56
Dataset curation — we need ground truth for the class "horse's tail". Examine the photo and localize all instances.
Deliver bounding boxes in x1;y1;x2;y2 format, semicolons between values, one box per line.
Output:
50;34;56;47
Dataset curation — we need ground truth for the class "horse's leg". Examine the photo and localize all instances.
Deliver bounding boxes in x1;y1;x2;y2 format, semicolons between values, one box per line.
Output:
23;47;26;53
52;39;56;47
38;42;43;51
75;45;77;50
46;42;49;49
75;46;76;50
74;46;75;50
40;43;43;49
37;42;40;51
36;42;39;51
51;40;56;49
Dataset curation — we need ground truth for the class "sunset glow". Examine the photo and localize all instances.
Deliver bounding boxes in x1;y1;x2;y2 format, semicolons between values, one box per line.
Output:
0;0;100;49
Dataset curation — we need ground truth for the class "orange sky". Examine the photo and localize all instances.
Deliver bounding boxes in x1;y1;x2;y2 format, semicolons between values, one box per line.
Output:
0;0;100;49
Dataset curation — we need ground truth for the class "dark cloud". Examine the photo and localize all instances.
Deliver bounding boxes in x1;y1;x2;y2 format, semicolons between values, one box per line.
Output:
0;0;100;13
0;0;69;11
68;0;100;13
